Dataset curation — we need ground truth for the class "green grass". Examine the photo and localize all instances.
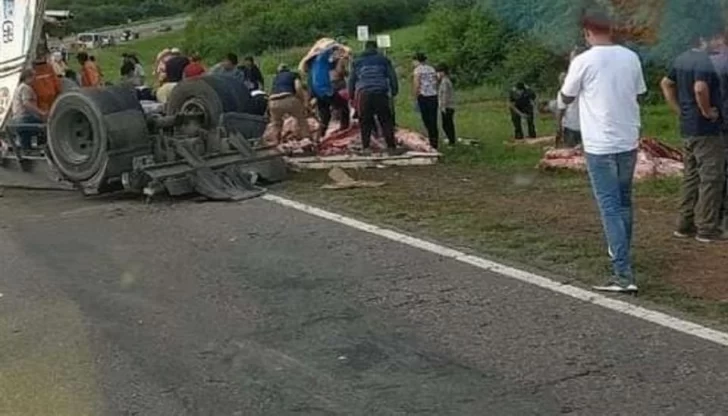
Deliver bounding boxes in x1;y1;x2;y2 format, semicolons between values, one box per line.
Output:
86;24;728;323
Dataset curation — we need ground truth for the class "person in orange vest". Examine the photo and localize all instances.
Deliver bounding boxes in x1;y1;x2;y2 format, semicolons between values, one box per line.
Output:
77;52;101;87
31;53;62;114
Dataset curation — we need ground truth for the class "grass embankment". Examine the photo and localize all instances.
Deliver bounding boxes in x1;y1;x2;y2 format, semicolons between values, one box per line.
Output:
94;26;728;322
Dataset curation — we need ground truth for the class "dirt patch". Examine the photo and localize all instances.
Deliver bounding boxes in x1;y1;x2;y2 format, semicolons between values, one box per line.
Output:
282;164;728;314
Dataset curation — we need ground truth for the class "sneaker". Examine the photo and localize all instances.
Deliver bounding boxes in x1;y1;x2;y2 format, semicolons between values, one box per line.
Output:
673;230;694;239
593;279;637;293
695;232;728;243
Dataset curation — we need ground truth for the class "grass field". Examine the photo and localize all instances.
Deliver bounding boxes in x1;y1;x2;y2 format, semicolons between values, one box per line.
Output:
88;26;728;322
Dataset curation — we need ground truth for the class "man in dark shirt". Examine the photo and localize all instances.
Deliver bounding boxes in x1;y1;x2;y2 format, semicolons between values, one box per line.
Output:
661;28;726;242
164;48;190;83
509;82;536;139
240;56;264;90
348;40;399;155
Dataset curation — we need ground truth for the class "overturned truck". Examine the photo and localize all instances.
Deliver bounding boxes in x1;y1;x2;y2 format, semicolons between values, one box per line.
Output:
1;77;287;200
0;0;285;201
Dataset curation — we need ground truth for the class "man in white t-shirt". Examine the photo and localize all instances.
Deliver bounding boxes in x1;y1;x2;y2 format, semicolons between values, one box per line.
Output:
560;11;646;293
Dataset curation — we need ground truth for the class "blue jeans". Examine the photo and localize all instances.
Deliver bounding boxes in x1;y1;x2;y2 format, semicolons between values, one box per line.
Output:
11;113;44;149
585;149;638;284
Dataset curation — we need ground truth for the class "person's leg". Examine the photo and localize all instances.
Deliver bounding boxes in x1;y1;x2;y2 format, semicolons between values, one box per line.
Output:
616;149;638;256
316;96;333;137
585;152;635;289
526;112;537;138
288;97;312;140
372;92;396;149
332;93;350;130
692;136;726;239
267;100;286;143
510;110;523;139
359;92;375;150
418;96;439;148
721;133;728;231
390;95;397;127
677;139;699;235
442;108;456;145
563;128;577;148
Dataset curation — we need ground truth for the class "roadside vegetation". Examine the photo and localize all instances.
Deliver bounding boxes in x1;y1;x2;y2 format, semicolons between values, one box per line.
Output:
48;0;183;33
92;1;728;322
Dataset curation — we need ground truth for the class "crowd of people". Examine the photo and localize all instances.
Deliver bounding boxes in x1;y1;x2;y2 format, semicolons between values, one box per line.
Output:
551;10;728;294
268;40;458;153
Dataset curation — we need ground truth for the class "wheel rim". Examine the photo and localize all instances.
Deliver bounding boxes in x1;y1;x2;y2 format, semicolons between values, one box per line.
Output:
54;107;97;164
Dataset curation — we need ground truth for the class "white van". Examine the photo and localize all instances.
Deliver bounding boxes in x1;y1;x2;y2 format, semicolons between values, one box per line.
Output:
76;33;102;49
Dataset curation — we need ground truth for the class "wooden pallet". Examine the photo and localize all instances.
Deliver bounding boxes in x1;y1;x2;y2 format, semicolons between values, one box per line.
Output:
284;152;439;170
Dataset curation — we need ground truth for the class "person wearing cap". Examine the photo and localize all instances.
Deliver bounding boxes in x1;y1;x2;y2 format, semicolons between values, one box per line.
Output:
268;63;311;144
349;40;399;155
412;52;440;148
561;10;646;293
508;81;537;140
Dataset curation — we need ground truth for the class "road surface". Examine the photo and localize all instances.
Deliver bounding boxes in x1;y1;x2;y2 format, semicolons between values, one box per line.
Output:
53;15;189;48
1;189;728;415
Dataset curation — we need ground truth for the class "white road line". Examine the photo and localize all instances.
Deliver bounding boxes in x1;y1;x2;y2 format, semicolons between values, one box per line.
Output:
262;194;728;348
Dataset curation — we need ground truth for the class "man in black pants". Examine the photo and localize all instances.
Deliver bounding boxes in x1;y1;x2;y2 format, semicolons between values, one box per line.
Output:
509;81;537;139
349;41;401;155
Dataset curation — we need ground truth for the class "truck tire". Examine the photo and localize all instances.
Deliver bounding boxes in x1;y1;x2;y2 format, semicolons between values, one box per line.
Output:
166;74;251;130
47;87;150;190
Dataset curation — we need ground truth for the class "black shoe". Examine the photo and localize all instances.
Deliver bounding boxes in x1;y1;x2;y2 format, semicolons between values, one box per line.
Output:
386;147;407;156
360;148;372;157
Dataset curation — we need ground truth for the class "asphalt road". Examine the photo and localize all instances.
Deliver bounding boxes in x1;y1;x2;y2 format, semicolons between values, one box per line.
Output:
1;189;728;415
52;15;189;48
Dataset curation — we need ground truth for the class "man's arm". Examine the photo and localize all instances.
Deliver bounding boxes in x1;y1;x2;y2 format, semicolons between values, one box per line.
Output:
411;69;419;100
255;67;264;88
21;90;46;118
348;60;358;99
694;80;717;120
386;59;398;97
507;94;524;116
560;58;584;105
660;77;680;114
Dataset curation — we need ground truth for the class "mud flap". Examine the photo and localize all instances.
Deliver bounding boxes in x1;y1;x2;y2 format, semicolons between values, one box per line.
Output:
173;141;266;201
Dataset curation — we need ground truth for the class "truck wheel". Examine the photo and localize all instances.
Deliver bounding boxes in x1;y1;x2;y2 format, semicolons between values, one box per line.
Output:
47;88;150;186
166;74;251;130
